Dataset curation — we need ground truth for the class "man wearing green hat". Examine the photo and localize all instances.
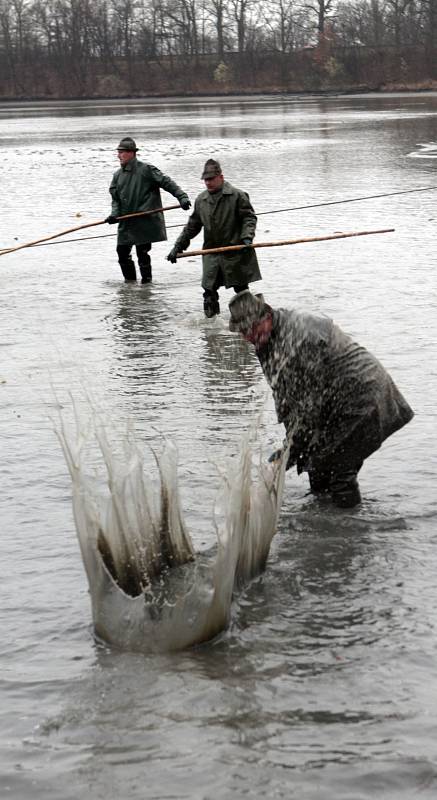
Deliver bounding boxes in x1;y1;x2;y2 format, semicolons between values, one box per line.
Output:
106;137;191;283
166;158;262;317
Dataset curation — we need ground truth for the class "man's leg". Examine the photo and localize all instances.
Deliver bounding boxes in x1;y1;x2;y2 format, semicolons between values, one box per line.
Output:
308;450;363;508
203;289;220;317
136;243;152;283
203;272;222;317
117;244;137;281
308;468;331;495
329;449;364;509
328;417;377;508
330;469;362;509
233;283;249;294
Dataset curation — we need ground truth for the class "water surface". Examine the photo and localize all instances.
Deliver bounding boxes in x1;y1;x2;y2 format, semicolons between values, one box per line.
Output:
1;93;437;799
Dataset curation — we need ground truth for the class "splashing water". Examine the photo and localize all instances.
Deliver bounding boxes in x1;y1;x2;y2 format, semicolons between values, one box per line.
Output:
55;401;287;653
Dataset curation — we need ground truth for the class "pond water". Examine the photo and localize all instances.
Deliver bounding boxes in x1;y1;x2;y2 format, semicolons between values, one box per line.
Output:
1;92;437;799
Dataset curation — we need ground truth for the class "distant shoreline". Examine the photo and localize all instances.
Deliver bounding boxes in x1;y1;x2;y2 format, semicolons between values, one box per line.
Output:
1;83;437;104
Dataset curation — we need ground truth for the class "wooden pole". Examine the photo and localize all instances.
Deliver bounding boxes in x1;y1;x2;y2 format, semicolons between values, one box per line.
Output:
0;205;181;256
176;228;395;258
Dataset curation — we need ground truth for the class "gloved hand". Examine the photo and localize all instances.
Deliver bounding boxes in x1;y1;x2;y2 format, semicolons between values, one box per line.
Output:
240;237;253;253
179;197;191;211
167;246;180;263
105;215;118;225
268;448;296;471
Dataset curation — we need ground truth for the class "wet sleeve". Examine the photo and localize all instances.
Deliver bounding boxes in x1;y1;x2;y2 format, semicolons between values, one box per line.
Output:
270;333;327;460
109;173;121;216
149;164;189;204
284;342;328;457
173;201;203;251
238;190;257;241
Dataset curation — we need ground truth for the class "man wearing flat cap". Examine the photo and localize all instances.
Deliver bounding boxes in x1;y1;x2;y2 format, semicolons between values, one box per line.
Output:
106;137;191;283
166;159;261;317
229;291;414;508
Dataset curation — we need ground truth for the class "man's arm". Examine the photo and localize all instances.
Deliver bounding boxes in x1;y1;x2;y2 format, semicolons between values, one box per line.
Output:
167;202;203;261
261;317;328;470
149;164;191;208
237;190;257;242
109;173;121;217
176;201;203;247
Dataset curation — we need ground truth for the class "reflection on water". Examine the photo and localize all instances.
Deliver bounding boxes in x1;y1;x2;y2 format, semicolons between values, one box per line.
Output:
110;285;172;383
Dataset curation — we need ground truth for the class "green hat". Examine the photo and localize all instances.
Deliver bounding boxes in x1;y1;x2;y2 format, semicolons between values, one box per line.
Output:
117;137;138;152
201;158;222;179
228;291;271;333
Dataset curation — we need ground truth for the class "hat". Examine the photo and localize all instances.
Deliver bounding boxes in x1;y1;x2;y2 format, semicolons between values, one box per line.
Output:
228;290;271;332
201;158;222;179
117;137;138;152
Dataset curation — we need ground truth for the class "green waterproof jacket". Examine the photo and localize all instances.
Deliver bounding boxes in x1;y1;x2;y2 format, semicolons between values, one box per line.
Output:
109;158;189;246
173;181;262;290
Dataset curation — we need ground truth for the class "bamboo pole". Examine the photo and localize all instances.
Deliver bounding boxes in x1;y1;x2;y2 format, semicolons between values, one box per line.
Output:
175;228;394;258
0;205;181;256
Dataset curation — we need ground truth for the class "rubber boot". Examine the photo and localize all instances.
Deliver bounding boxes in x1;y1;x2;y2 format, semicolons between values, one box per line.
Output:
140;265;152;284
121;260;137;282
203;290;220;318
331;472;362;508
117;246;137;281
137;244;152;283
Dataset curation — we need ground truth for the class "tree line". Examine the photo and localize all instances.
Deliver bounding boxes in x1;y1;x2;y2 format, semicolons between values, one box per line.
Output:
0;0;436;98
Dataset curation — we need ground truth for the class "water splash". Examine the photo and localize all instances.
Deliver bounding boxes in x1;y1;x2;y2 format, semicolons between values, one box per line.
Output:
55;401;287;653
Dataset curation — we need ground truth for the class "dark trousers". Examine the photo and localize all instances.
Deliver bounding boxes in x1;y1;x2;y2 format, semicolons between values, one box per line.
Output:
203;272;249;303
307;431;365;509
308;462;363;508
304;413;382;508
117;243;152;282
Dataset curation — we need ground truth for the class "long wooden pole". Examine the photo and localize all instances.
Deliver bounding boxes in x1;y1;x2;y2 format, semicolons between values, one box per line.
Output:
176;228;394;258
0;205;181;256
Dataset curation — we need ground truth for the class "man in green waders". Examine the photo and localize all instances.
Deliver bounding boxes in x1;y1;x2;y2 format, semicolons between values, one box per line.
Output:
166;159;262;317
106;137;191;283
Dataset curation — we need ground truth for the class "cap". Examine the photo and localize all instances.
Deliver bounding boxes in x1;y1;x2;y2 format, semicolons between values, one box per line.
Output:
117;137;138;152
201;158;222;179
228;290;271;332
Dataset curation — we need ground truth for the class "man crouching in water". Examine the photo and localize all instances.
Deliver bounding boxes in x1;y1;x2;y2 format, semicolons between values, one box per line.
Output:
228;291;414;509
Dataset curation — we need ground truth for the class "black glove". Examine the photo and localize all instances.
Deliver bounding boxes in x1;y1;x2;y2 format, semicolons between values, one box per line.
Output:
105;215;118;225
167;246;180;263
179;197;191;211
240;237;253;253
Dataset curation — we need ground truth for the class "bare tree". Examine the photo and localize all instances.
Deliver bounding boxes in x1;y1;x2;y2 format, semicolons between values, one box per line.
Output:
303;0;336;35
262;0;299;52
229;0;252;52
384;0;415;47
205;0;229;58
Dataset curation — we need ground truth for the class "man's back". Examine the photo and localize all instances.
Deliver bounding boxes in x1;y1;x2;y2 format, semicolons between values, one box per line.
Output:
258;307;413;458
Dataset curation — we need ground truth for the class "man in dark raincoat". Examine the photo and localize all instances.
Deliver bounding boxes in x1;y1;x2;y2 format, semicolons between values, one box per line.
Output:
228;291;414;508
106;137;191;283
166;159;262;317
